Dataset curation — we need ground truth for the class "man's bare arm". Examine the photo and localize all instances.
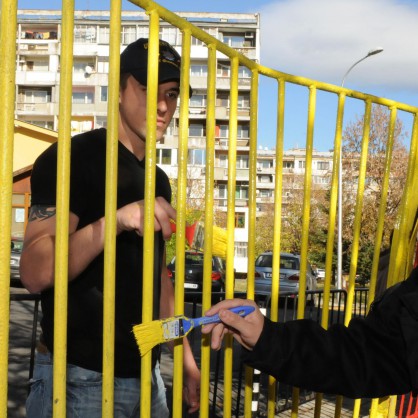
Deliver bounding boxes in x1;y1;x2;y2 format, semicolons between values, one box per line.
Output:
20;204;106;293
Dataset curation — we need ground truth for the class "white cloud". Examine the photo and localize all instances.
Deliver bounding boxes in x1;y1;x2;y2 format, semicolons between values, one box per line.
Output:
258;0;418;91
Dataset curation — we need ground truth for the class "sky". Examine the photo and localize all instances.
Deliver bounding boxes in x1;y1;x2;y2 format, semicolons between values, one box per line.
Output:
17;0;418;151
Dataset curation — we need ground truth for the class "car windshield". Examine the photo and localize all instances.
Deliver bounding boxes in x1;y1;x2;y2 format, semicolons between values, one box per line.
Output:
255;254;299;270
185;253;204;266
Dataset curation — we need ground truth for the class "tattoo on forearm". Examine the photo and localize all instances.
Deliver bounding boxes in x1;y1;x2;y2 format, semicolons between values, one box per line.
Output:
28;205;56;222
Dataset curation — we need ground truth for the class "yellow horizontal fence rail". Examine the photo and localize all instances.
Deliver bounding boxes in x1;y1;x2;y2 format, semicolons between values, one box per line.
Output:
1;0;418;417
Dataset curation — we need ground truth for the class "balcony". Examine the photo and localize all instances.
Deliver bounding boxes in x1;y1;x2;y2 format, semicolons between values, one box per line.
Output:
18;41;59;55
16;102;56;115
16;71;58;85
216;77;252;89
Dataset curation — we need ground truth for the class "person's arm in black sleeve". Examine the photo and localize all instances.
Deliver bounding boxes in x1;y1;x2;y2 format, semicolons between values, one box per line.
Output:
203;267;418;399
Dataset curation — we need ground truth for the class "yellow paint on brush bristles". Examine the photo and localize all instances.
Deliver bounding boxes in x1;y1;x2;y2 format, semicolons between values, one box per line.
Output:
191;222;227;258
133;306;255;356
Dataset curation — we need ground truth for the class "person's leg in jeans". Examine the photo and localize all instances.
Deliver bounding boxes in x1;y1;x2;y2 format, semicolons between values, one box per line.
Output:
27;354;169;418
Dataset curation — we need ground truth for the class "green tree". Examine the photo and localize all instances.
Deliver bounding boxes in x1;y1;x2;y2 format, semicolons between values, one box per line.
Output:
341;105;409;280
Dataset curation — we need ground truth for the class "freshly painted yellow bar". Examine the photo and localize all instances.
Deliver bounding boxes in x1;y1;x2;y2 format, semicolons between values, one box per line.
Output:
101;0;122;415
172;29;192;418
199;42;217;418
0;0;17;415
52;0;75;416
139;15;160;418
1;0;418;417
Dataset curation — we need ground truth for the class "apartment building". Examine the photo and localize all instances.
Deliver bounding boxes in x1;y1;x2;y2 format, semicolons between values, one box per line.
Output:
14;9;332;276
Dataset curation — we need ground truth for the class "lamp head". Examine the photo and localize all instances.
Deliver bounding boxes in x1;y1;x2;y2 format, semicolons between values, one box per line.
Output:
367;47;384;57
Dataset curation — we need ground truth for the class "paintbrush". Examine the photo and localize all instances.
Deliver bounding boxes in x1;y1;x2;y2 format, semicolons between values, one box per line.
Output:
170;221;227;258
132;305;255;356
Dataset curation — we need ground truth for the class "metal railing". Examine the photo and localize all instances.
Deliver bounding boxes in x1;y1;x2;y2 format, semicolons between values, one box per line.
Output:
1;0;418;417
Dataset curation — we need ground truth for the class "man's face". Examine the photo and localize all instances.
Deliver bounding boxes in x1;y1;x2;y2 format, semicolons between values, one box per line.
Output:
119;75;180;144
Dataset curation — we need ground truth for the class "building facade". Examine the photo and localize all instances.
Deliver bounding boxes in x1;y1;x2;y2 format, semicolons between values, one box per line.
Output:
15;9;333;275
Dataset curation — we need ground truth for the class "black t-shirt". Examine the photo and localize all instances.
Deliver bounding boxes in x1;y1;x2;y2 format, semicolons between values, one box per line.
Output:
30;128;171;377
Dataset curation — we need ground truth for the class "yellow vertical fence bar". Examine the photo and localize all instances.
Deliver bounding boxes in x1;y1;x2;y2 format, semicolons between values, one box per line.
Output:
389;113;418;285
367;105;395;310
172;28;192;418
199;42;217;418
53;1;74;416
243;69;259;418
265;78;286;418
297;85;316;318
222;55;239;418
140;15;160;418
102;0;122;416
0;0;17;415
346;101;372;306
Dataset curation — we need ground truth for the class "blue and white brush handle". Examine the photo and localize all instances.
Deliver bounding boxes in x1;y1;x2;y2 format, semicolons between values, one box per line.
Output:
183;305;255;334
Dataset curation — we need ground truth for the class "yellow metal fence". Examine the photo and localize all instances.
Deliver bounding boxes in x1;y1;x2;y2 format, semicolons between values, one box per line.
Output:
1;0;418;417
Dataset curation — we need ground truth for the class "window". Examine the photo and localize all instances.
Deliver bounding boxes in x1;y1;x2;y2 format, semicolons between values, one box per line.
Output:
236;185;248;199
190;64;208;77
25;60;48;71
259;159;273;169
259;189;273;197
235;213;245;228
22;88;51;103
219;124;228;138
238;93;250;109
137;27;149;40
218;184;227;198
98;57;109;74
74;25;96;43
100;86;108;102
219;154;228;168
191;36;204;46
238;66;251;79
217;63;230;77
237;124;249;139
122;26;136;45
161;27;178;46
73;61;94;73
298;160;306;169
313;176;331;185
72;91;94;104
157;149;172;165
26;120;54;129
217;92;229;107
317;161;330;170
283;161;294;169
188;149;205;166
235;242;248;258
189;123;205;137
222;33;245;48
237;155;249;169
98;26;110;44
259;175;272;183
190;94;206;108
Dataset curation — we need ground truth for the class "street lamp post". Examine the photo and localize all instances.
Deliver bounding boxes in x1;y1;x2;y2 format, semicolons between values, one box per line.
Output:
336;48;383;290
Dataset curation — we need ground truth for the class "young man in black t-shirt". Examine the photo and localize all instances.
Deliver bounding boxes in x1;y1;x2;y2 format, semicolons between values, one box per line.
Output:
21;38;200;418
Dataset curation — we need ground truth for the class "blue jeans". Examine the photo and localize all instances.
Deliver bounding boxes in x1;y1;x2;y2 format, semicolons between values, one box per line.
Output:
26;352;169;418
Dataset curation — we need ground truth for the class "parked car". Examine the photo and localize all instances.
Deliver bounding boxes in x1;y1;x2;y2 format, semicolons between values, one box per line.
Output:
10;237;24;287
167;251;226;298
316;268;326;280
254;252;318;304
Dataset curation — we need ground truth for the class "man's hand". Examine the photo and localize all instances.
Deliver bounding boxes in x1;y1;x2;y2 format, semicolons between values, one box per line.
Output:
183;364;200;414
201;299;264;351
116;196;176;240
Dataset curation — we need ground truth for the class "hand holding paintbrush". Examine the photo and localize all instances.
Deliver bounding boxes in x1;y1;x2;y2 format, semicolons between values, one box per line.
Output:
132;306;255;356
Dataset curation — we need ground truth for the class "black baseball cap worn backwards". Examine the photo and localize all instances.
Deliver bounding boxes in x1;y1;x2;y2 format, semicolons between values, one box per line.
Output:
120;38;192;96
